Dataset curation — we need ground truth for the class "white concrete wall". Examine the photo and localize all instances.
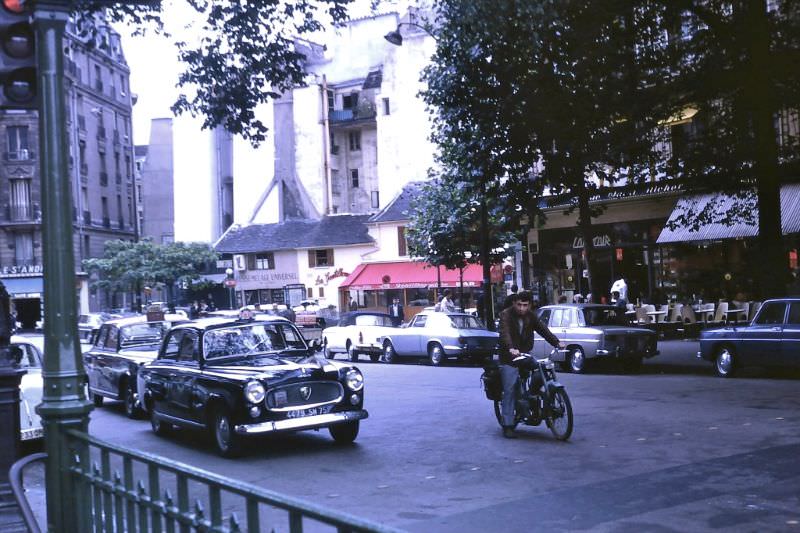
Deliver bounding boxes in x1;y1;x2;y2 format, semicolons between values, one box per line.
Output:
364;222;408;262
173;115;217;242
296;244;374;309
232;103;277;224
293;85;326;215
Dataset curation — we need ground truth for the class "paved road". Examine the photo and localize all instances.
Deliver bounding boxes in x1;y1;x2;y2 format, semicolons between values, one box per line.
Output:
79;339;800;532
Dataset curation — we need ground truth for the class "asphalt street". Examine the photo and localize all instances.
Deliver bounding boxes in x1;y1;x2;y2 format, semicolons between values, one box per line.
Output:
62;340;800;531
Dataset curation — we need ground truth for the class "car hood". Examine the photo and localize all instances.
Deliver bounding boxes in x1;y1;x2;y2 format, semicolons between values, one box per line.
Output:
200;355;349;385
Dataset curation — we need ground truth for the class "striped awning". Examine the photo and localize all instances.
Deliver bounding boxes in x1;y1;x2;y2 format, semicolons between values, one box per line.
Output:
656;183;800;244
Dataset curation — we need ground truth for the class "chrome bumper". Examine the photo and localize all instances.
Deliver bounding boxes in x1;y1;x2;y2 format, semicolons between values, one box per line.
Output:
235;409;368;435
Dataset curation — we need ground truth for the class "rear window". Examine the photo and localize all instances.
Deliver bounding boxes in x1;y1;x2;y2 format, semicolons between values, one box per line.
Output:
120;323;170;347
449;316;483;329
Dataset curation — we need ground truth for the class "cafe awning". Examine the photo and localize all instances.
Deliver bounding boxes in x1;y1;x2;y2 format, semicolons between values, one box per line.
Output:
339;261;484;290
656;184;800;244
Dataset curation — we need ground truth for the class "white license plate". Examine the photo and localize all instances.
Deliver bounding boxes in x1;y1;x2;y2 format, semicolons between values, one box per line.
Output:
286;405;332;419
21;427;44;441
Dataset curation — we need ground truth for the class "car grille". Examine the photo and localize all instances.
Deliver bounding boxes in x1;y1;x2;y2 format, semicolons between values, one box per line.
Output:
621;336;653;354
265;381;344;411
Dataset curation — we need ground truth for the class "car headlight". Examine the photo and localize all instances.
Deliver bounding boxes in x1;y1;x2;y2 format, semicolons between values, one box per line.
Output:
244;381;265;404
345;369;364;391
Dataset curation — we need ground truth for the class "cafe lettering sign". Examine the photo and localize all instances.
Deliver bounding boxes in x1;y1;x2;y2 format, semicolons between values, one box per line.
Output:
573;234;612;249
0;264;43;277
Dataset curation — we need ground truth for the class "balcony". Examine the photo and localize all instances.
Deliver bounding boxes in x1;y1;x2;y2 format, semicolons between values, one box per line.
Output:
8;204;34;221
4;150;34;161
329;101;377;124
99;172;108;186
82;211;91;225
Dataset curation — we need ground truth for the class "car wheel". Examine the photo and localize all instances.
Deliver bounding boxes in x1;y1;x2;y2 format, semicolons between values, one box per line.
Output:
567;347;586;374
89;390;104;407
369;354;380;363
382;342;397;364
150;409;171;437
122;383;142;419
714;345;736;378
428;343;444;366
329;421;359;444
211;407;242;458
347;341;359;362
323;338;334;360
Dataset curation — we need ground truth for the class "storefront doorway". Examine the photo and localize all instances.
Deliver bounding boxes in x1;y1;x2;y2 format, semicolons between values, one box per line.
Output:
14;297;41;330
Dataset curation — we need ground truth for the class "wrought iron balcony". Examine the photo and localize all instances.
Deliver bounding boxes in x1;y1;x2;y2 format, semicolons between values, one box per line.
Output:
329;102;377;124
82;210;91;225
3;150;34;161
8;204;34;221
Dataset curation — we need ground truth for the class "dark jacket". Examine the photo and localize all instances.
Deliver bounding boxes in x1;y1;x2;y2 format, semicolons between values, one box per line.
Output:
498;306;560;365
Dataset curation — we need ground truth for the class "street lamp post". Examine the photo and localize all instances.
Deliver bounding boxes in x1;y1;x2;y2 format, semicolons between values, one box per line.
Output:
225;267;235;309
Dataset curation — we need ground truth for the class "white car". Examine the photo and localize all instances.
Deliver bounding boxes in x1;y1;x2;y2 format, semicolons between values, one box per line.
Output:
13;334;44;441
322;311;399;362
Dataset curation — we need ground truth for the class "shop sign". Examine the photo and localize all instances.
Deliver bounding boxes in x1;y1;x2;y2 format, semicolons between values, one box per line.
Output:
572;234;612;249
238;271;298;284
353;281;479;290
0;264;43;277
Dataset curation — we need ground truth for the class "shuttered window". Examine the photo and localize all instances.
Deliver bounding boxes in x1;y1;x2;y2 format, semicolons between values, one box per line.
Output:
397;226;407;256
308;249;334;267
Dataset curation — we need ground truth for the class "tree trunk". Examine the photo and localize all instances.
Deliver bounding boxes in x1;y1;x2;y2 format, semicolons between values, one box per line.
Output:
577;184;597;303
747;0;785;298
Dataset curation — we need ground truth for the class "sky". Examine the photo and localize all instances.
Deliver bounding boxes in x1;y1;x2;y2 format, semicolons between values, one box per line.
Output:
118;0;411;146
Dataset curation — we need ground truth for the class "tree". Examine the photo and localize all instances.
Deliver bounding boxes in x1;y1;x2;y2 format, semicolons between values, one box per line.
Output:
88;0;354;144
150;242;219;307
652;0;800;297
422;0;673;302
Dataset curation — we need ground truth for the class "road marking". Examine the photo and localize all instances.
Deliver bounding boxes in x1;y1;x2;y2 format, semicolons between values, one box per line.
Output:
425;475;436;480
637;438;647;442
708;426;719;430
470;467;480;471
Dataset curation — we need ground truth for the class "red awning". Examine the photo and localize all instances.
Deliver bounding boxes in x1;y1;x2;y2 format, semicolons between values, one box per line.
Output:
338;261;484;290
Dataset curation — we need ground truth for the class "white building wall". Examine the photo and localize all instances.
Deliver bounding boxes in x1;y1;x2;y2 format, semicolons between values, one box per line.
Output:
173;115;217;242
364;222;409;262
235;250;299;293
296;244;374;309
232;104;277;224
293;86;326;215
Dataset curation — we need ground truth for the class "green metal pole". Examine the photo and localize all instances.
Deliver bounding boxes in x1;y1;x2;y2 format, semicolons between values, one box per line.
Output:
33;2;93;532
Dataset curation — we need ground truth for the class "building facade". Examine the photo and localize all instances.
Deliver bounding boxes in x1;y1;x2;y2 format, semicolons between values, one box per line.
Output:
138;117;175;244
0;17;137;324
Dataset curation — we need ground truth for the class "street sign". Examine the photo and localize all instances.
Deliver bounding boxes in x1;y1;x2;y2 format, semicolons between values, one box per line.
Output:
224;278;237;288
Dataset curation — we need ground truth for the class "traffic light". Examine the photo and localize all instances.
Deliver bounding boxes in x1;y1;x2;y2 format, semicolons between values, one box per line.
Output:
0;0;35;108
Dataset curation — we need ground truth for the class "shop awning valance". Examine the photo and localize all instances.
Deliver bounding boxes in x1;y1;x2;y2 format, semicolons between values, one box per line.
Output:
339;261;484;290
656;184;800;244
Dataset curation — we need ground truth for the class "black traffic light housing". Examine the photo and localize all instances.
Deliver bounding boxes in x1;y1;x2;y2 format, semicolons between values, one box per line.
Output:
0;0;35;108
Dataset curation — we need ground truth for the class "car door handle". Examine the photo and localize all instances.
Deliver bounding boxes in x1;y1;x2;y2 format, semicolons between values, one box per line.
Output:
771;327;782;332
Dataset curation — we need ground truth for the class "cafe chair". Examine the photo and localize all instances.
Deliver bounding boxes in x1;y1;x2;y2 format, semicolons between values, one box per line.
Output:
710;301;728;325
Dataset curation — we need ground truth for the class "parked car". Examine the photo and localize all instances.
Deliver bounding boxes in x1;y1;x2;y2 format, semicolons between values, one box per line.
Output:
698;298;800;377
379;311;498;366
322;311;399;362
77;312;118;343
533;304;659;373
13;334;44;442
140;315;368;457
83;314;187;418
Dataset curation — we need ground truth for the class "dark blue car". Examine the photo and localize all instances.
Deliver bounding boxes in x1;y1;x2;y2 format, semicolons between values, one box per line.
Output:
698;298;800;377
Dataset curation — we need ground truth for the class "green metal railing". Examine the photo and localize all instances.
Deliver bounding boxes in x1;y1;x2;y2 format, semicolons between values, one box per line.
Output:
65;429;402;533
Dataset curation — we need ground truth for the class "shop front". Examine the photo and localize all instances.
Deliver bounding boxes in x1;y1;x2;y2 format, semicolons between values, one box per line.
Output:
0;265;44;329
339;261;485;321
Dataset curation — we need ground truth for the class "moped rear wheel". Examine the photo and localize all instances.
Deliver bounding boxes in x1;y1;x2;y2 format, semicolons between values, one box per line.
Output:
546;389;573;441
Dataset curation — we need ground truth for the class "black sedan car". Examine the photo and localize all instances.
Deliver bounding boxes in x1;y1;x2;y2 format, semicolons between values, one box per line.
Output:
698;298;800;377
83;314;187;418
140;316;368;457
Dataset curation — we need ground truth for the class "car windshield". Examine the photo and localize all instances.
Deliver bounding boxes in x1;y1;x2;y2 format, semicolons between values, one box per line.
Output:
583;308;627;326
119;323;169;347
203;323;307;359
448;315;484;329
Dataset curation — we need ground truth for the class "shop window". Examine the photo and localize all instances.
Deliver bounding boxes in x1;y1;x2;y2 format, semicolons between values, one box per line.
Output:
247;252;274;270
308;249;334;267
397;226;407;256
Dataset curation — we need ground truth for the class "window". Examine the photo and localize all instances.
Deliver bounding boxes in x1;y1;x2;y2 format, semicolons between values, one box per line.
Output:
538;308;552;324
326;89;334;112
383;97;390;115
9;179;31;220
371;191;380;209
101;197;109;218
83;235;90;258
755;302;787;325
6;126;28;160
319;287;325;298
116;195;122;221
308;249;334;267
348;130;361;151
411;315;427;328
14;233;33;264
350;169;359;188
307;287;313;298
104;326;119;350
247;252;274;270
342;92;358;109
788;303;800;325
397;226;407;256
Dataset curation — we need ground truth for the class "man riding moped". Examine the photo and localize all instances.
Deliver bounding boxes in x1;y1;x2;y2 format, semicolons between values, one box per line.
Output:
498;291;565;439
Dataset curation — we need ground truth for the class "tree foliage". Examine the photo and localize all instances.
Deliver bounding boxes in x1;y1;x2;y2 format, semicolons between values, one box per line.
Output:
82;239;218;302
79;0;355;144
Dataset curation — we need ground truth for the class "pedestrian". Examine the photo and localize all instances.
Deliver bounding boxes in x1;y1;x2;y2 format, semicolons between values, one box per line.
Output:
610;276;628;302
498;291;564;438
387;297;404;326
502;284;519;310
199;300;209;316
612;290;628;311
189;301;199;319
437;289;455;312
207;299;217;312
349;297;358;311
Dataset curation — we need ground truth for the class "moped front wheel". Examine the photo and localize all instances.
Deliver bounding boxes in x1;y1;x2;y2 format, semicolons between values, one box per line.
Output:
546;389;573;441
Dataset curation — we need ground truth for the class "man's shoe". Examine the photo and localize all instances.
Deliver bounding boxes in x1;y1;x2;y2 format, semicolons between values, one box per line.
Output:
503;427;517;439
